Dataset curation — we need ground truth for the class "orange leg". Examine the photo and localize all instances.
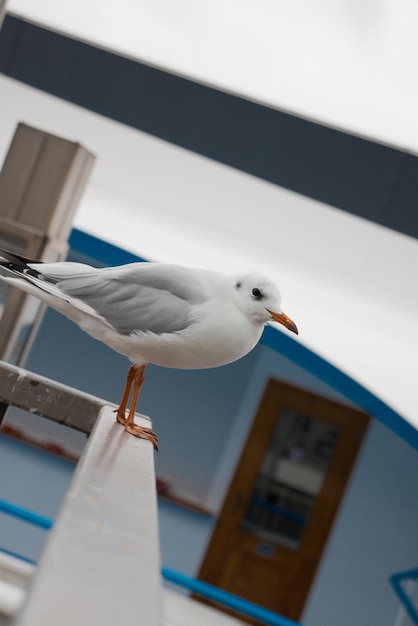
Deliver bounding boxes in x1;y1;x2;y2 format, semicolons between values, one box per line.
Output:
115;364;158;450
115;363;138;425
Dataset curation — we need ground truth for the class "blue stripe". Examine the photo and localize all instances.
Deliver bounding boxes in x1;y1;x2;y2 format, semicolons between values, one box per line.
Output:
0;499;53;529
0;542;300;626
0;546;37;565
0;502;301;626
260;326;418;450
68;229;146;265
162;566;301;626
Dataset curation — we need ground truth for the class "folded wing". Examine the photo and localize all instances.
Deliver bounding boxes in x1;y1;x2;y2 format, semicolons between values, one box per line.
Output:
27;261;208;335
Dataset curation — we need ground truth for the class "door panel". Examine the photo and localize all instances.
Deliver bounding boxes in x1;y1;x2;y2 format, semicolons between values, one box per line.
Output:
198;379;369;622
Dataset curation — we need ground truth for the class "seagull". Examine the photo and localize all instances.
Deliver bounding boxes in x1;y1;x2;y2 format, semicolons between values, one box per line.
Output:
0;249;298;449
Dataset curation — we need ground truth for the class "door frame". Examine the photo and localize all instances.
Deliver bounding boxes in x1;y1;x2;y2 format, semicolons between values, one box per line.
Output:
198;378;370;621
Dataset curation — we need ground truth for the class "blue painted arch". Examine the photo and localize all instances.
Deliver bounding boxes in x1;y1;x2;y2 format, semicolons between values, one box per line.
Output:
261;326;418;450
68;228;418;450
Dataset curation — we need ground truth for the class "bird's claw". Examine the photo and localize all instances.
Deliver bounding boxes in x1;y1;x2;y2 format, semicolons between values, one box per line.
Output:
124;423;159;451
114;408;158;450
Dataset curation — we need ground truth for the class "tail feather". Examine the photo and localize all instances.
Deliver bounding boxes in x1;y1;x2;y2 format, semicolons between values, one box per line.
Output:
0;248;41;272
0;248;46;281
0;249;43;267
0;248;100;319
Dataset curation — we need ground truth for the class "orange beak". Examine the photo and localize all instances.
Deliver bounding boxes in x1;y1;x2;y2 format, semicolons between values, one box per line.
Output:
267;309;299;335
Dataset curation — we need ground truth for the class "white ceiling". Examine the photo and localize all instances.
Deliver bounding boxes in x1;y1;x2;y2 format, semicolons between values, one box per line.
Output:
7;0;418;153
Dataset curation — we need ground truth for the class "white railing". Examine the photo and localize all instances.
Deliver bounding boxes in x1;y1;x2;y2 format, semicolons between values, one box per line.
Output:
0;361;160;626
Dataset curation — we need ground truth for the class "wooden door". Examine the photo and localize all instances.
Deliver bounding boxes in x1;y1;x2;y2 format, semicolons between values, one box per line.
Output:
198;379;369;622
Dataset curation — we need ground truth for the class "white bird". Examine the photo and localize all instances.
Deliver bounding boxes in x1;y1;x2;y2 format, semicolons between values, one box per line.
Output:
0;249;298;449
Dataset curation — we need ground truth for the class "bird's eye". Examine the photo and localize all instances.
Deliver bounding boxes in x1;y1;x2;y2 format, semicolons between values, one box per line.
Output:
252;287;262;298
236;282;242;289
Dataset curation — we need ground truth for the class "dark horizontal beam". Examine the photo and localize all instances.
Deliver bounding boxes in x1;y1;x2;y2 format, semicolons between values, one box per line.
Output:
1;14;417;238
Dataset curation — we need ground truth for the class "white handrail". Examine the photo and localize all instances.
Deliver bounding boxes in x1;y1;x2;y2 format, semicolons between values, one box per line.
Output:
0;361;160;625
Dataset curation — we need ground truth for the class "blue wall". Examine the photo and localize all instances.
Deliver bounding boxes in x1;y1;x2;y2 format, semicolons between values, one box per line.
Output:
0;436;75;562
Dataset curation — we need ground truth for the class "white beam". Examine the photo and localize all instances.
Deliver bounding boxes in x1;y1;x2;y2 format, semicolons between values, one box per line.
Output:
14;407;160;626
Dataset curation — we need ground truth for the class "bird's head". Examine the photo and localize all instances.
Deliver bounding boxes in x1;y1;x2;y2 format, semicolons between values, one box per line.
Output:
232;273;298;335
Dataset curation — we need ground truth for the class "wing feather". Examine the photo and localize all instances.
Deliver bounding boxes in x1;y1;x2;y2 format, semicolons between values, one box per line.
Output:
31;262;209;335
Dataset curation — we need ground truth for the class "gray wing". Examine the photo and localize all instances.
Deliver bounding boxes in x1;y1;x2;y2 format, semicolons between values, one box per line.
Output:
34;262;209;335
